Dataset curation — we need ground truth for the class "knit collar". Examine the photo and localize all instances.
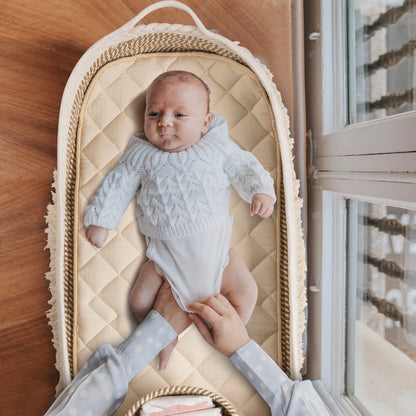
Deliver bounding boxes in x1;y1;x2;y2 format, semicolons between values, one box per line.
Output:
136;113;227;157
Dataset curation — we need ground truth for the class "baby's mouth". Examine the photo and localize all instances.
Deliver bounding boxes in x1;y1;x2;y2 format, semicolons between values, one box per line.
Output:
159;136;175;148
159;127;174;135
160;136;175;144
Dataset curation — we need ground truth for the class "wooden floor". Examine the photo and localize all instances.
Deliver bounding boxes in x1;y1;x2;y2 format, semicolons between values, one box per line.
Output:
0;1;301;414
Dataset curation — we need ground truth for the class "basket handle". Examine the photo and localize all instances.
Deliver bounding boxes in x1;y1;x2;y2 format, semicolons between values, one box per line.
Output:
123;0;209;34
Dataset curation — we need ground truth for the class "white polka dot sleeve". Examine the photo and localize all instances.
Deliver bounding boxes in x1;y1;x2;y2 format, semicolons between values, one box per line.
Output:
229;340;331;416
45;311;177;416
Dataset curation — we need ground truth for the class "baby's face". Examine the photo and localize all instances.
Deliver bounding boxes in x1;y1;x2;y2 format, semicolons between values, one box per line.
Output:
144;80;211;152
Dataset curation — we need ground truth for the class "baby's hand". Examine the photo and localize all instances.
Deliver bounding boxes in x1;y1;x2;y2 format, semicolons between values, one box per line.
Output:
86;225;109;248
250;193;274;218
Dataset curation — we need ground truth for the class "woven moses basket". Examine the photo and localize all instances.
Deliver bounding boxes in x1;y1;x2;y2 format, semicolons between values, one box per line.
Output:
45;1;307;414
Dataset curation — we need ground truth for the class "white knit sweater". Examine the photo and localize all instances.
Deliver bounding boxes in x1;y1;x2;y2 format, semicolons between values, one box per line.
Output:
84;114;276;240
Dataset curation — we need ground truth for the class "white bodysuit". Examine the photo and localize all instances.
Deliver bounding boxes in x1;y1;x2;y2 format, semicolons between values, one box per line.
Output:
84;114;276;309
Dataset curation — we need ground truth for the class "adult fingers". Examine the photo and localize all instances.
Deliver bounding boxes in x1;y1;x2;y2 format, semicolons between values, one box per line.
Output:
189;313;214;346
188;294;230;318
210;293;238;313
186;299;220;325
204;294;232;316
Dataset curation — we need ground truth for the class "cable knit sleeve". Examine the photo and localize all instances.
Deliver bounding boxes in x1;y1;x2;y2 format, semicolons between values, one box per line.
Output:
84;136;144;230
222;137;276;204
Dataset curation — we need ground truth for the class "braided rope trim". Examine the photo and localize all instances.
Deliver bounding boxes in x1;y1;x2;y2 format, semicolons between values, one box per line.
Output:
125;385;239;416
279;164;291;375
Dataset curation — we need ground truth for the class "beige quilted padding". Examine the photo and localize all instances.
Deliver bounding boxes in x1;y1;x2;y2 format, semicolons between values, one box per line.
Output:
73;53;281;415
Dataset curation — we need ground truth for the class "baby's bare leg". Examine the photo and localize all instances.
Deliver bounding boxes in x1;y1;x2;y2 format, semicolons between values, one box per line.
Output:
221;248;258;325
129;261;177;371
129;260;164;323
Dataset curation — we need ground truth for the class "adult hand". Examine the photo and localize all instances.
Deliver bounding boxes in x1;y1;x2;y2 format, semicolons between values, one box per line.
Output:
186;294;250;357
86;225;109;248
154;282;192;334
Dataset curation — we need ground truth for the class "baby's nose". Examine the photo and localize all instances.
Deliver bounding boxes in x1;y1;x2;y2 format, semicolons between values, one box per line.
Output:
158;114;173;127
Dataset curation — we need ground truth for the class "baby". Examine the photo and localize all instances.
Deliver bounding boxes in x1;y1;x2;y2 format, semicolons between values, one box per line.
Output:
84;70;276;370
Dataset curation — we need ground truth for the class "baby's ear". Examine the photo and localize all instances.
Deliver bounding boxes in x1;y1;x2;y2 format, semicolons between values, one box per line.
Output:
202;112;212;135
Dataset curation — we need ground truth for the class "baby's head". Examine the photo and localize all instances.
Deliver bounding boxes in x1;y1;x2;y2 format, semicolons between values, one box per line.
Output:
144;71;212;152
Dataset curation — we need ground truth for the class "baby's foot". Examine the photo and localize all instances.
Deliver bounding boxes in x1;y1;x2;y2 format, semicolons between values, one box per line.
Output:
158;337;178;370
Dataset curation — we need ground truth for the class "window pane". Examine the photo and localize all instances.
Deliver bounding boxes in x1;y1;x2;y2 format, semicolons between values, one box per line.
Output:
345;199;416;416
349;0;416;124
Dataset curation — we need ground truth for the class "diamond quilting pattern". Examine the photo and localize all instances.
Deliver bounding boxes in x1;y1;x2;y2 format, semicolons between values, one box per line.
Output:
75;53;280;416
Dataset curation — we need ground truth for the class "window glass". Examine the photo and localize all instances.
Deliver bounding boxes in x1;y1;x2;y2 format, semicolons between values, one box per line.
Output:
345;199;416;415
349;0;416;123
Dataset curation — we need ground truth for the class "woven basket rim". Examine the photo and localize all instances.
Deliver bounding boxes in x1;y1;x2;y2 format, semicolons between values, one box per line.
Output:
125;385;239;416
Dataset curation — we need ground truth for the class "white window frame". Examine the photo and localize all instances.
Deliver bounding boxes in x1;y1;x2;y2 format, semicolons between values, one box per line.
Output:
304;0;416;414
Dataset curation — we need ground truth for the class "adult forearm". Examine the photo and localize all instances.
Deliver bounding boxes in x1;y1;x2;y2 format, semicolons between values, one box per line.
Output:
115;310;177;380
229;340;291;415
229;340;331;416
45;310;177;416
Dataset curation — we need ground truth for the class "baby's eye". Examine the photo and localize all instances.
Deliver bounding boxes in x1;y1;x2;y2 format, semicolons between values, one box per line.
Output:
175;113;186;118
148;112;159;117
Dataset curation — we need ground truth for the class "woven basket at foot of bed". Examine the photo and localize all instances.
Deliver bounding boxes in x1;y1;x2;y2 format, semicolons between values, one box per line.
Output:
125;385;239;416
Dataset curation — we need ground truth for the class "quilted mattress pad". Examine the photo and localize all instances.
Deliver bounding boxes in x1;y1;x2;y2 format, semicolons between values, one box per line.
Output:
46;3;306;415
